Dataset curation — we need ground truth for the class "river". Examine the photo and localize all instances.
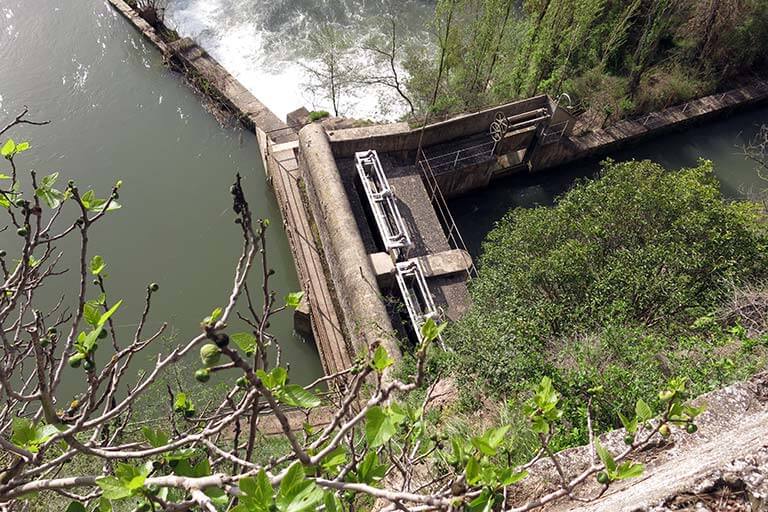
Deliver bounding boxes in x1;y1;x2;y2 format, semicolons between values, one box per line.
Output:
0;0;323;395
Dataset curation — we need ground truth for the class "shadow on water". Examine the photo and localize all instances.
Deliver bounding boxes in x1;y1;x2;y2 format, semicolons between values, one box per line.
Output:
450;106;768;258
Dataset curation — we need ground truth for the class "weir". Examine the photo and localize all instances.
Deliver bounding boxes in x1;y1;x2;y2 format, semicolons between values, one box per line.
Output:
108;0;768;379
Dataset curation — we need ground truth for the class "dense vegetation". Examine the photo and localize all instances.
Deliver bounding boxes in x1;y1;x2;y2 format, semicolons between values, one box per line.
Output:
446;159;768;449
405;0;768;124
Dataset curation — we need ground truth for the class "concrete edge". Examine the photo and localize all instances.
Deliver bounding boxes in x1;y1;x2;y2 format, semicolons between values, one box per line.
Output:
298;123;401;365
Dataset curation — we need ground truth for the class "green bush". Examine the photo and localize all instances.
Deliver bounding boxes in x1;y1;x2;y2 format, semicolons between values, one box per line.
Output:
308;110;330;122
447;159;768;447
634;64;711;113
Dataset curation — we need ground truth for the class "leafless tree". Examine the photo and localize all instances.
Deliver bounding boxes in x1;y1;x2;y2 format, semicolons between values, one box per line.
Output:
361;10;416;117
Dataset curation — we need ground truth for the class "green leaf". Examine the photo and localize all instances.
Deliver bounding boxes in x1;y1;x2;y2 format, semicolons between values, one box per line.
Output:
173;392;194;415
98;497;112;512
11;418;60;453
257;367;288;390
90;255;106;276
232;332;258;353
467;488;494;512
321;445;346;473
351;450;386;484
65;502;87;512
1;139;16;158
285;291;304;309
114;461;151;491
96;477;132;500
276;384;321;409
371;345;394;372
365;406;396;448
530;416;549;434
324;493;342;512
595;439;617;474
500;469;528;486
635;399;653;422
203;307;222;326
420;317;447;343
618;412;638;434
15;141;30;153
83;302;101;327
36;186;64;209
277;462;323;512
615;461;644;480
465;456;480;485
240;469;273;508
98;300;122;328
141;427;169;448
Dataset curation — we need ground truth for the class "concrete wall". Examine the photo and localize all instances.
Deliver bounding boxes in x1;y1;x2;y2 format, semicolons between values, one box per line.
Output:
328;96;550;158
530;81;768;172
298;124;401;362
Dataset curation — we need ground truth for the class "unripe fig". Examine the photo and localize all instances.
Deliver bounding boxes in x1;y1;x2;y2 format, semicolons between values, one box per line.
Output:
659;390;675;401
0;250;5;257
214;333;229;348
236;376;248;388
93;279;99;286
195;368;210;383
98;328;108;340
39;337;50;347
149;282;159;292
200;343;221;367
68;353;85;368
686;423;698;434
83;359;95;372
624;434;634;446
659;424;671;438
596;472;610;485
47;326;57;335
16;226;28;237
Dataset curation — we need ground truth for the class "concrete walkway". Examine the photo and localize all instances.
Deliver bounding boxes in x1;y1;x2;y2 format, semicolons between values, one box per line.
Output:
258;132;352;376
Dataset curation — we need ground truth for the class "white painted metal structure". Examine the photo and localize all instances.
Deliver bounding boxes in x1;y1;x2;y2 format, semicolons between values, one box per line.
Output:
355;150;412;253
395;259;440;343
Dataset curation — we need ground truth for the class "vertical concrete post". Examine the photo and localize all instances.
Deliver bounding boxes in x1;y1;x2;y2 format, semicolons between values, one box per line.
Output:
298;124;401;365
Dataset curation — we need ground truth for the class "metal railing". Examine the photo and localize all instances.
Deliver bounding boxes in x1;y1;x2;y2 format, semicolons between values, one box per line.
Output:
394;259;441;344
355;150;413;255
539;119;570;145
418;149;479;279
419;140;497;175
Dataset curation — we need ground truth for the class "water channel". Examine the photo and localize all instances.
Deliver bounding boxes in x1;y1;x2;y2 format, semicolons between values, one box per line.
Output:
0;0;323;395
451;107;768;258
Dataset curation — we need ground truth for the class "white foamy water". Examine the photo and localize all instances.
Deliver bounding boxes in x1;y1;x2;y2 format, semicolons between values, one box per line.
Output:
165;0;433;121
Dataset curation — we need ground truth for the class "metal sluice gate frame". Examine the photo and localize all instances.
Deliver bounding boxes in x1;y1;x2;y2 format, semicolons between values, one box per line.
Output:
355;150;442;344
355;150;413;254
394;259;440;344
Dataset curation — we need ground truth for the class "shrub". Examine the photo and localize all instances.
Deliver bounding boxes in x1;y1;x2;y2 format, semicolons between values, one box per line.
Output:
447;159;768;445
308;110;330;122
634;64;711;113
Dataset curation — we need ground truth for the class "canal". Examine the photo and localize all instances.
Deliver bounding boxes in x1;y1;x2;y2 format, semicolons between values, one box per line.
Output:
451;106;768;258
0;0;323;395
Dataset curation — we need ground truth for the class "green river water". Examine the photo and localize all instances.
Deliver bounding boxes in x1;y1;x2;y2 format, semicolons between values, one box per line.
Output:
0;0;323;395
